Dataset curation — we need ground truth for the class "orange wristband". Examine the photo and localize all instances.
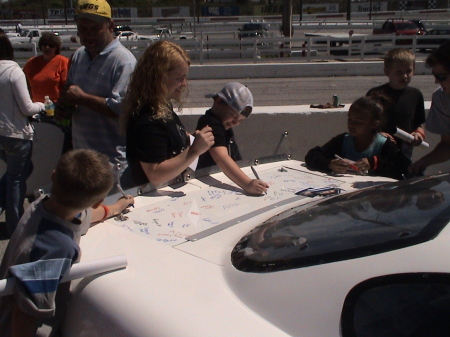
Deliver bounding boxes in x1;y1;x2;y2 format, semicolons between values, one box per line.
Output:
99;205;110;222
372;156;378;170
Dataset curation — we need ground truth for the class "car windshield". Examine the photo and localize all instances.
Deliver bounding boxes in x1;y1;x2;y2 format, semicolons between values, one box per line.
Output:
232;174;450;273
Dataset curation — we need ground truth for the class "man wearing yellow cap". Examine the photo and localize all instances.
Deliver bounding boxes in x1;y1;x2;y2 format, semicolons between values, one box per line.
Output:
56;0;136;181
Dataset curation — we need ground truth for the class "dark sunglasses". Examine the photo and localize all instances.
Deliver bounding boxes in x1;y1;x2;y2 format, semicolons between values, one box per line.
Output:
433;73;449;83
42;42;56;48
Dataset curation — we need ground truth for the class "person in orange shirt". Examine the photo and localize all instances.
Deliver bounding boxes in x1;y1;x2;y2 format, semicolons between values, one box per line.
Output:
23;32;69;103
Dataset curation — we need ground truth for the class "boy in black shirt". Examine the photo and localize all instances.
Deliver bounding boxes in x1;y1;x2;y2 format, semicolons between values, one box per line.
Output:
196;82;268;195
366;48;425;159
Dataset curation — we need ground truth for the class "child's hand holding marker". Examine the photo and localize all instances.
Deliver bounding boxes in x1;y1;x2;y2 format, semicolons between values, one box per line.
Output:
335;154;359;171
330;154;360;174
117;184;135;208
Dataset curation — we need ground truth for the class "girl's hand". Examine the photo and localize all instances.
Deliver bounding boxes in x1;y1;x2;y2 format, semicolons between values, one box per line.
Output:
380;132;396;143
329;159;351;173
190;126;214;156
355;158;370;174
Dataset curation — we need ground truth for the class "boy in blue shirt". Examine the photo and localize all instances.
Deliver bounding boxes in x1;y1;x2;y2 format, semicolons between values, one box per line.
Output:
0;149;134;337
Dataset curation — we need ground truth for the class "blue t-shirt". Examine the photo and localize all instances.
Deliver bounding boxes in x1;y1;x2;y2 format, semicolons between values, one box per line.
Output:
342;133;387;161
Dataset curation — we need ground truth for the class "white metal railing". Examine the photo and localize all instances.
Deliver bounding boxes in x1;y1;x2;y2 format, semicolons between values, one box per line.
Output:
121;34;449;63
12;34;450;65
12;42;38;56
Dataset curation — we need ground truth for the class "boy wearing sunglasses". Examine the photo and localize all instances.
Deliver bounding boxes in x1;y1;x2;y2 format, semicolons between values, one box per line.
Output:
410;41;450;174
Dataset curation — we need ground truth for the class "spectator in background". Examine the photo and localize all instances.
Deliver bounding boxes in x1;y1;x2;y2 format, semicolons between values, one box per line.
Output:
23;32;69;103
15;22;22;35
410;41;450;174
55;0;136;182
122;41;214;188
0;33;45;237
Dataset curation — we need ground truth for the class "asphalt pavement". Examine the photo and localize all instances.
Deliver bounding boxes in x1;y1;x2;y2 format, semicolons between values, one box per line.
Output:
186;74;437;108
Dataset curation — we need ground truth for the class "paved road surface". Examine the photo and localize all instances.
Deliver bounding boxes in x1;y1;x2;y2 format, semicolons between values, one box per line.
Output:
186;75;437;108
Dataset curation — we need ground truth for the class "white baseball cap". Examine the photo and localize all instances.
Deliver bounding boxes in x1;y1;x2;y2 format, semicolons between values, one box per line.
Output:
206;82;253;117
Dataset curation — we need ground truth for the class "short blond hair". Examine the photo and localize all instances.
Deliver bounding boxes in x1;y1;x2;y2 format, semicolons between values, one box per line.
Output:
51;149;114;211
384;48;416;70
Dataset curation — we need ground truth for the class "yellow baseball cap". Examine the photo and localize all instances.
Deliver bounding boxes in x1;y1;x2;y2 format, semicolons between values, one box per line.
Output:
75;0;111;22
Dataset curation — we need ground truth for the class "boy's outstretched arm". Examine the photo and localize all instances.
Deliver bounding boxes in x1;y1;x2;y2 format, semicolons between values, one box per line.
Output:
91;196;135;223
209;146;269;196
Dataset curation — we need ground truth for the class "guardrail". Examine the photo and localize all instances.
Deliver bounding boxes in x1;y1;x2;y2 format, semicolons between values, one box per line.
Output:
125;34;448;63
12;34;449;65
11;42;38;57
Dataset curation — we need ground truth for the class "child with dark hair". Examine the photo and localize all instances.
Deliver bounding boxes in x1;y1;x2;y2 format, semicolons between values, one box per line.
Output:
305;96;411;180
0;149;134;337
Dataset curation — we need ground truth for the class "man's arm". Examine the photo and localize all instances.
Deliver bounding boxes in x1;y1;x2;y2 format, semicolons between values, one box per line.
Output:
410;135;450;174
209;146;268;195
63;85;116;118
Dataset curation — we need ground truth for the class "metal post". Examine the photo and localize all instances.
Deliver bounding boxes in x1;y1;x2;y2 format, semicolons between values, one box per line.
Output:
346;0;351;21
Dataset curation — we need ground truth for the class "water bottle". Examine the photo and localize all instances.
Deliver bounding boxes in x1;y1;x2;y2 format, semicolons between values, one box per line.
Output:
44;96;55;116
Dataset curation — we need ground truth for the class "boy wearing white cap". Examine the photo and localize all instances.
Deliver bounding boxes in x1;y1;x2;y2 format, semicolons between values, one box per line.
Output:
196;82;269;196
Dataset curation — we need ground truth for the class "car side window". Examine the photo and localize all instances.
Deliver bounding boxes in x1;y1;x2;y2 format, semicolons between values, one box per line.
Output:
341;273;450;337
387;22;394;32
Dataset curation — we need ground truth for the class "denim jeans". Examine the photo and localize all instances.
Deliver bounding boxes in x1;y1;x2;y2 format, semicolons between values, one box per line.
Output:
0;136;33;237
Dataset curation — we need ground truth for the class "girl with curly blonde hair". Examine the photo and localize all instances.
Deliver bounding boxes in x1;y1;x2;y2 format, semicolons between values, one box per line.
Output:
122;41;214;187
